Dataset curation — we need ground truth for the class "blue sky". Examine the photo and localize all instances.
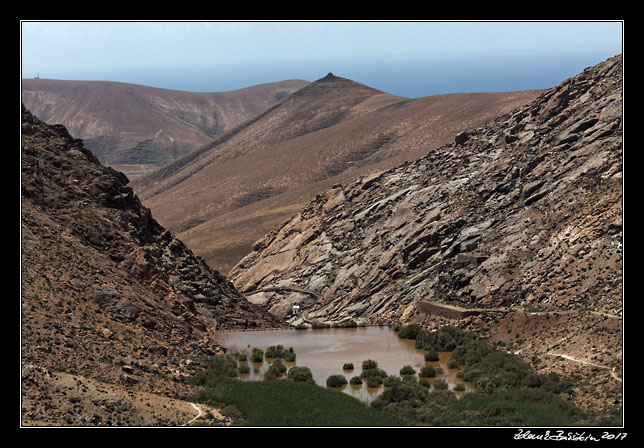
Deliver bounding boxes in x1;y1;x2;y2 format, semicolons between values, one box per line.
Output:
21;21;623;98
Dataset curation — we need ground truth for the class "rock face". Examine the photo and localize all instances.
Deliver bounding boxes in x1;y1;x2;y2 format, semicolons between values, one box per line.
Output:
230;55;622;327
21;106;282;425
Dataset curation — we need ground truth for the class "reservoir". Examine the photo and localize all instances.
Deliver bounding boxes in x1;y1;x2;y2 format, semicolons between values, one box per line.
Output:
213;325;474;403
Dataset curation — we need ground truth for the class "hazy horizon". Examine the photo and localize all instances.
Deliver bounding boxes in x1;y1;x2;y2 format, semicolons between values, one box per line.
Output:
21;21;623;99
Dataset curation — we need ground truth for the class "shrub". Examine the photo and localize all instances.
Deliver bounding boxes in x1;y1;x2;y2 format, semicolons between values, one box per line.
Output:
238;363;250;374
238;353;248;362
185;354;238;387
266;345;286;359
267;359;287;377
362;359;378;370
419;378;430;388
326;375;348;388
383;376;402;388
447;359;459;369
343;363;354;371
402;375;418;385
287;366;315;384
250;348;264;363
453;383;466;392
366;376;382;388
433;379;449;390
419;366;437;378
334;319;357;328
398;324;421;340
424;350;439;362
400;365;416;375
415;326;475;352
284;350;296;362
360;368;388;379
350;376;363;385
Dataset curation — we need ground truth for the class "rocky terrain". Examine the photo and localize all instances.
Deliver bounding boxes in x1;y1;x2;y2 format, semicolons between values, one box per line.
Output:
21;78;309;180
134;73;541;274
21;105;282;426
230;56;623;415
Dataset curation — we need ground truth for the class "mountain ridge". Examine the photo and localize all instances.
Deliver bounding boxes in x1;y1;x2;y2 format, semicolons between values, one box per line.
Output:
229;55;623;414
134;73;542;274
21;77;310;180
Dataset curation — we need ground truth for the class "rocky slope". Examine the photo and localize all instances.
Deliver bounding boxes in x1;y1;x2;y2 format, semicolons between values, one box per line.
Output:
135;72;541;274
21;106;282;426
21;78;309;180
230;56;623;414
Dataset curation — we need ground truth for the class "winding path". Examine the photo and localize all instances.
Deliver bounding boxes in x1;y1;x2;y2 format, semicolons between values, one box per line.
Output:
183;402;203;426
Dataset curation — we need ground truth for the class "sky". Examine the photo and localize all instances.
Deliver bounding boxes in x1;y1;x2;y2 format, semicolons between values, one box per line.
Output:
20;21;623;98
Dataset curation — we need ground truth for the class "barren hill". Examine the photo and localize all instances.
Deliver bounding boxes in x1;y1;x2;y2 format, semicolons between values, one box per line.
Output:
229;56;623;415
21;78;309;180
21;105;282;426
135;73;542;274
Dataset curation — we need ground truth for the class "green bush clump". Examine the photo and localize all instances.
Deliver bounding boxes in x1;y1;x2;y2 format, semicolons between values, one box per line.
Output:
267;359;287;376
453;383;466;392
433;379;449;390
362;359;378;370
424;350;439;362
350;376;363;385
238;363;250;374
326;374;348;388
415;326;475;352
402;375;418;385
343;363;354;371
383;376;403;388
399;365;416;375
250;348;264;363
419;366;437;378
419;378;430;388
265;345;286;359
184;354;239;388
398;324;421;340
284;349;296;362
238;353;248;362
366;376;383;388
287;366;315;384
334;319;358;328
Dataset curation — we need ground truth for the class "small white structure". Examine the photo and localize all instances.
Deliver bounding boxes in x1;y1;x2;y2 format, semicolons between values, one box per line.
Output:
292;305;300;315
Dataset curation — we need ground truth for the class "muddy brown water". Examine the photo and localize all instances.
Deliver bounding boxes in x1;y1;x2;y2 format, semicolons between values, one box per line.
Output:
213;326;474;404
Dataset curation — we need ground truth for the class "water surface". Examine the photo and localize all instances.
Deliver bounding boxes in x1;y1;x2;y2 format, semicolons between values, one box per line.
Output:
213;326;473;403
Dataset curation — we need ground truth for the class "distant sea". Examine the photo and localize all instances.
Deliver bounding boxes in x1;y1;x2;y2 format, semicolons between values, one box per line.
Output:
36;51;621;99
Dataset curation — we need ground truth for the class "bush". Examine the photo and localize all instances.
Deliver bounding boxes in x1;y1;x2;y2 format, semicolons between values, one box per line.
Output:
398;324;421;340
362;359;378;370
447;359;459;369
287;366;315;384
334;319;357;328
400;365;416;375
419;378;430;388
326;374;348;388
350;376;363;385
419;366;437;378
185;354;238;387
238;353;248;362
383;376;402;388
250;348;264;363
453;383;466;392
343;363;354;371
433;379;449;390
424;350;439;362
266;345;286;359
415;326;475;352
402;375;418;385
267;359;287;377
366;376;382;388
238;363;250;374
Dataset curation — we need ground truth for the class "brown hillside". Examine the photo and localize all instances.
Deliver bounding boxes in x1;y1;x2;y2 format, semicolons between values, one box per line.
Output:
21;78;309;180
135;73;542;274
21;106;282;426
230;56;623;415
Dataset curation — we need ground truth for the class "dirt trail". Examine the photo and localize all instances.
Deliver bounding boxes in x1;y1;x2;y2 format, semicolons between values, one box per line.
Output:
546;352;622;383
183;402;203;426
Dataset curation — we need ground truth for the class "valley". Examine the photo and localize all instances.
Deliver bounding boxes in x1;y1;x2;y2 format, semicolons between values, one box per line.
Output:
20;55;622;427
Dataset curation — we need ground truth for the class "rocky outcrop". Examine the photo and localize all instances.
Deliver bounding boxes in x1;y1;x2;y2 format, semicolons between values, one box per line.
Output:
230;55;622;328
21;105;282;425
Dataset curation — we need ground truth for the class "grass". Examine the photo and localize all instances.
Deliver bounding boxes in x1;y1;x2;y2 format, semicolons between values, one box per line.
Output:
193;380;406;426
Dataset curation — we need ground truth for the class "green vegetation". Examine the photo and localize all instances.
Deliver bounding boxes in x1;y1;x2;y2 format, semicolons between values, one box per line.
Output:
343;363;354;371
398;324;421;339
350;376;363;385
433;379;448;390
399;365;416;375
362;359;378;370
327;374;348;388
419;366;437;378
192;380;406;426
186;354;404;426
287;366;315;384
250;348;264;363
424;350;439;362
